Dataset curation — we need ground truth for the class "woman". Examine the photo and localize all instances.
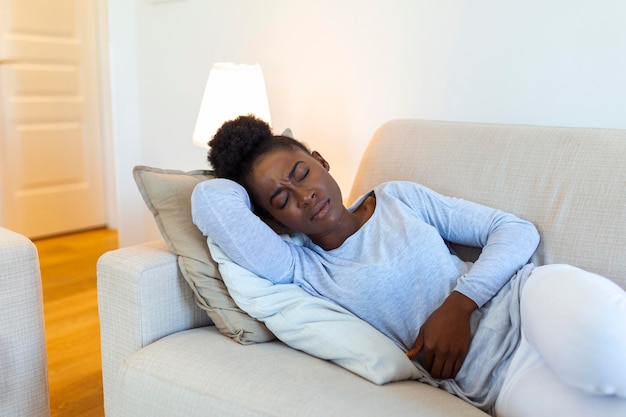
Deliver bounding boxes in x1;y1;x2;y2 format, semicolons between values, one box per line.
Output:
191;115;626;416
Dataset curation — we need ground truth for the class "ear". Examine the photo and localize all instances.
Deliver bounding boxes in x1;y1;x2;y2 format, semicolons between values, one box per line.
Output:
311;151;330;171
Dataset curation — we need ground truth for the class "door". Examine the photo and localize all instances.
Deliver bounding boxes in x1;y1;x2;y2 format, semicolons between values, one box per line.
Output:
0;0;106;239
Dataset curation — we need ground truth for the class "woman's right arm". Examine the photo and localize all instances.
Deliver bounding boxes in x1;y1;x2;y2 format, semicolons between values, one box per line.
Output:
191;178;294;283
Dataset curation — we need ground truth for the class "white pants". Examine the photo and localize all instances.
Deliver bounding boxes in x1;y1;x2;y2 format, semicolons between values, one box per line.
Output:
495;265;626;417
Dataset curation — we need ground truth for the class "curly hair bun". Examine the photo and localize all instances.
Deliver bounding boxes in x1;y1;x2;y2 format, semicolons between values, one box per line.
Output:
208;115;273;181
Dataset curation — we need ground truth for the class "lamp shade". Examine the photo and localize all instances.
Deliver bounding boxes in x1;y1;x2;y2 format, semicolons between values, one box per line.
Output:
192;63;272;148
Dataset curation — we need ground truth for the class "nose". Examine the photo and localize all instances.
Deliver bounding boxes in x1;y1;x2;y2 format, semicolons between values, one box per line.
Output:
296;187;315;208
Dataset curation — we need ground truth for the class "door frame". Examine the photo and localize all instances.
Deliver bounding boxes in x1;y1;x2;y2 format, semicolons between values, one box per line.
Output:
95;1;117;230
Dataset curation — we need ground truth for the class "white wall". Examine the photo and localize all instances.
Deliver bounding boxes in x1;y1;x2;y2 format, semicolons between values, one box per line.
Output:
108;0;626;246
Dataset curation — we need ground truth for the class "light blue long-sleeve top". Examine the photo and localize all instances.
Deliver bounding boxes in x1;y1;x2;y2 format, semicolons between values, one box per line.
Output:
191;178;540;410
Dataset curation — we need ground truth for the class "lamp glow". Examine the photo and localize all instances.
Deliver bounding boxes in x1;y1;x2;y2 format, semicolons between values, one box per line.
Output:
192;63;272;148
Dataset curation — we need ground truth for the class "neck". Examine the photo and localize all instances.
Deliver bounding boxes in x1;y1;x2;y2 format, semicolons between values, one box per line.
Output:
310;195;375;250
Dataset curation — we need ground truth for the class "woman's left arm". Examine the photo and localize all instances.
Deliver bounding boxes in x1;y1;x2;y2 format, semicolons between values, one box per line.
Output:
444;197;540;307
402;183;540;379
403;182;540;305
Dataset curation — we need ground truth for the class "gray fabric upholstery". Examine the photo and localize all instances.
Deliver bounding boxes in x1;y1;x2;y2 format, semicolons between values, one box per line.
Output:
0;227;50;417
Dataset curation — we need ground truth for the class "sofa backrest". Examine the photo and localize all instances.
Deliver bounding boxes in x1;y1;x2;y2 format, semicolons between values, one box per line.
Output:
349;119;626;290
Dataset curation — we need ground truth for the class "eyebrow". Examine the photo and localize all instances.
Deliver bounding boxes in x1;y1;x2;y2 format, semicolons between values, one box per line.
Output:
269;161;303;204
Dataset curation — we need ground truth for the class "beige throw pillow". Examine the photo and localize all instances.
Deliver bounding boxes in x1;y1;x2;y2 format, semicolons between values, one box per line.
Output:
133;165;275;344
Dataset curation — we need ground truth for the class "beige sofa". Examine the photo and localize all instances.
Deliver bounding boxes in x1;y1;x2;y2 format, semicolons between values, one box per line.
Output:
0;227;50;417
97;119;626;417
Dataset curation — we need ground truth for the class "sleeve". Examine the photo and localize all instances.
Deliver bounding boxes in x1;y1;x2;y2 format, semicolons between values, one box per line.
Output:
394;182;540;307
191;178;295;284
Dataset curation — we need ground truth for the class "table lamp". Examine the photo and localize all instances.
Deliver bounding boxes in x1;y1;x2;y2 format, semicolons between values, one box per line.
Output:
192;63;272;148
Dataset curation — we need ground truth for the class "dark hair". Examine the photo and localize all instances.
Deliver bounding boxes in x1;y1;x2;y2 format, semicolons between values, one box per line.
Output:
208;115;309;187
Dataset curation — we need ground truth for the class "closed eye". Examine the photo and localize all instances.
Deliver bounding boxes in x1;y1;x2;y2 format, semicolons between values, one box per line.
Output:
276;169;306;209
271;162;309;210
278;194;289;209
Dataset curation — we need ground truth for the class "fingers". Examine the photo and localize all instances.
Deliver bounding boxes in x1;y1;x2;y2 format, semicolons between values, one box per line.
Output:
408;307;472;380
435;356;463;380
408;335;455;379
406;333;424;359
418;345;467;379
426;354;461;379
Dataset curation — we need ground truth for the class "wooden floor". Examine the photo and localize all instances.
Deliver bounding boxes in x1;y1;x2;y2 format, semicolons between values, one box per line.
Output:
34;228;119;417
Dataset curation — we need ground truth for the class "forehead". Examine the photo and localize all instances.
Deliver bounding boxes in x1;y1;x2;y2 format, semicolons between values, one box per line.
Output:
254;148;308;173
250;148;310;187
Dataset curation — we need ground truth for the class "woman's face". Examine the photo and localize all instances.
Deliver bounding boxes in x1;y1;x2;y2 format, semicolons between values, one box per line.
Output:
248;147;346;239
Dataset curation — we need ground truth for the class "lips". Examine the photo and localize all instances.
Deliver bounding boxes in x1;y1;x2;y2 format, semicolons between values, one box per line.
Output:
310;198;330;221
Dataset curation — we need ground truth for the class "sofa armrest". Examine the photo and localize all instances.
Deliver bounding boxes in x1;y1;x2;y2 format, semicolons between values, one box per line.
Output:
97;240;211;415
0;227;50;417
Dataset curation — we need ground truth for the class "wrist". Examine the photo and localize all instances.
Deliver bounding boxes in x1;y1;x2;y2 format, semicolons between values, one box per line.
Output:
446;291;478;316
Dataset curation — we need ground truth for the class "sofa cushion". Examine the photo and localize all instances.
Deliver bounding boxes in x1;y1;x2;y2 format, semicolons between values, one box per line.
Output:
133;165;275;344
208;236;423;385
116;327;487;417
